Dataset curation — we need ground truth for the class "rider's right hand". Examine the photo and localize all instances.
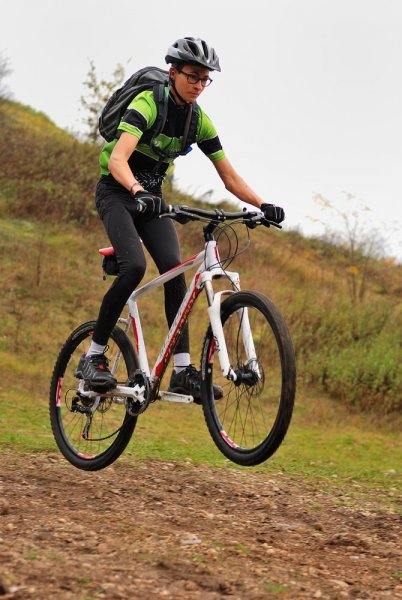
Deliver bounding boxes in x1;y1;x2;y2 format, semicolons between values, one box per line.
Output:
133;190;163;215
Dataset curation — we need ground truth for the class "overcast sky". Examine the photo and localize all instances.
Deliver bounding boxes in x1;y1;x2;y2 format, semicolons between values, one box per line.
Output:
1;0;402;260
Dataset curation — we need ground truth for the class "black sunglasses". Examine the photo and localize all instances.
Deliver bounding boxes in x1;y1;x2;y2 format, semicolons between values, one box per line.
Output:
177;69;213;87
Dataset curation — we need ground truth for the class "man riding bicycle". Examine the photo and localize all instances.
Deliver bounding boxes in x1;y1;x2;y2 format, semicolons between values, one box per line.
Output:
75;36;285;402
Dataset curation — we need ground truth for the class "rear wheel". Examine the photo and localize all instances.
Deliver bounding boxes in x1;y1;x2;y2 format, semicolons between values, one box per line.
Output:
201;291;296;466
49;321;138;471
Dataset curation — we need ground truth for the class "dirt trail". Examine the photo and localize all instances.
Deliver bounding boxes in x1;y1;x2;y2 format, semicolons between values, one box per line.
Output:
0;453;401;599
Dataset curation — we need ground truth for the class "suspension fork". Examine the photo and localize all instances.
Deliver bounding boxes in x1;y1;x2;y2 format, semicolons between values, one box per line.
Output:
236;305;261;377
204;278;260;381
203;277;238;382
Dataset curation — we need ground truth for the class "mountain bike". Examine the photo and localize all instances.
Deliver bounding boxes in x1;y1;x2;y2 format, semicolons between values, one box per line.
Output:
49;205;296;471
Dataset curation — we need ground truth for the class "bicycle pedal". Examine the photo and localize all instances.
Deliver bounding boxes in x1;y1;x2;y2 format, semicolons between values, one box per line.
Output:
159;391;194;404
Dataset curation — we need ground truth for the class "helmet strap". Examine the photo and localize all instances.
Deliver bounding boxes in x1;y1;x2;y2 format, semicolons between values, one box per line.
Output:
169;78;191;106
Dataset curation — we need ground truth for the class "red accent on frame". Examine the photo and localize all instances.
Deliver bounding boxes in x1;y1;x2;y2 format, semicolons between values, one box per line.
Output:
154;273;201;378
131;317;139;353
207;338;216;363
162;253;200;275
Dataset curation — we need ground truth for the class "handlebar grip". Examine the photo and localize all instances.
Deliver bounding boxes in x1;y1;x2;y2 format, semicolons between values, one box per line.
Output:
163;204;283;228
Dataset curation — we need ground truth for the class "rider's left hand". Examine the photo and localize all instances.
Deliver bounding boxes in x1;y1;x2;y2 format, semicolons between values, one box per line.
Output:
260;203;285;224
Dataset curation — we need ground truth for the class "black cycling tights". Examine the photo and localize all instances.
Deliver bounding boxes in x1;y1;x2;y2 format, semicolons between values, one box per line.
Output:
93;179;189;353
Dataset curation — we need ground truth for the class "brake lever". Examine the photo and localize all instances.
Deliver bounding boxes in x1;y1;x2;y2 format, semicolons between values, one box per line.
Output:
261;217;282;229
159;204;180;219
159;205;193;224
245;217;259;229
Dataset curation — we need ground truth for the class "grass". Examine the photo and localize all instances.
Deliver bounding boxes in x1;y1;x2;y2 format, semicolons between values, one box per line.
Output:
276;390;402;483
0;212;400;497
263;583;288;594
1;381;400;498
235;543;251;555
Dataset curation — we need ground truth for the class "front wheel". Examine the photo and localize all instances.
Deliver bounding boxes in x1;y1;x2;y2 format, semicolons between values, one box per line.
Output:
201;291;296;466
49;320;139;471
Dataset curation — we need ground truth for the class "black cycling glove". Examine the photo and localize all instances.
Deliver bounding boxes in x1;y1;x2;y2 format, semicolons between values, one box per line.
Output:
133;190;163;216
260;203;285;224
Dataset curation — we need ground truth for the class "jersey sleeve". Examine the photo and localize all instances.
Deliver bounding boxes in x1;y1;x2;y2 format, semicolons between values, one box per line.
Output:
196;107;225;162
117;90;158;139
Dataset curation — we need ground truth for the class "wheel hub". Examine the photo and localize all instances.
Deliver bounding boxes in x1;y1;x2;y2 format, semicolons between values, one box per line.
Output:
233;364;260;387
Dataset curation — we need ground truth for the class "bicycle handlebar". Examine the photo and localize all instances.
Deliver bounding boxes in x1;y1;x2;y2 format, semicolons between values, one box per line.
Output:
163;204;282;229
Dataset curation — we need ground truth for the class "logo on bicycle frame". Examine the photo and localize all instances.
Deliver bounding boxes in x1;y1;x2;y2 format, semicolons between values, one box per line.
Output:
154;274;202;377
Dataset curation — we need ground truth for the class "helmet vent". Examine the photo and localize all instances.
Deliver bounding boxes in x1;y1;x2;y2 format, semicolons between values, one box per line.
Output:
201;40;209;59
165;37;221;72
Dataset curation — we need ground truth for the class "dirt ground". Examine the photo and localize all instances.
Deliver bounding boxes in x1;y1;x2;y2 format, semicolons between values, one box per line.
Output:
0;453;401;600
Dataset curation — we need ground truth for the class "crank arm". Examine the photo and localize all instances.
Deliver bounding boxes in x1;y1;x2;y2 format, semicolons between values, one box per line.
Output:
77;384;147;404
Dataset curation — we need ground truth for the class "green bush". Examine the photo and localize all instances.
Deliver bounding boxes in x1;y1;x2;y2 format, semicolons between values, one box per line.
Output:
290;299;402;412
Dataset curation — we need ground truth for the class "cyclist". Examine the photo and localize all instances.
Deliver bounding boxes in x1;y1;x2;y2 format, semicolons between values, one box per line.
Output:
75;36;285;402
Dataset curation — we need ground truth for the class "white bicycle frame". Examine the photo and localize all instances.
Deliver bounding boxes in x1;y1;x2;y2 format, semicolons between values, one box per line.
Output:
107;237;259;403
77;225;262;409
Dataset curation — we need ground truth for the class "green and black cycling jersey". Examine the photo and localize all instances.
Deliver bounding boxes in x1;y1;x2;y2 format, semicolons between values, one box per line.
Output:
99;88;225;188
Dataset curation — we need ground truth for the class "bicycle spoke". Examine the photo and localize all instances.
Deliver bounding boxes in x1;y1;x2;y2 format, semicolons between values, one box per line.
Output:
201;292;295;465
50;321;138;470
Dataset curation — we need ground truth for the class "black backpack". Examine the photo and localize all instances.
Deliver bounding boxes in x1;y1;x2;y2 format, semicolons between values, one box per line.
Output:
98;66;199;161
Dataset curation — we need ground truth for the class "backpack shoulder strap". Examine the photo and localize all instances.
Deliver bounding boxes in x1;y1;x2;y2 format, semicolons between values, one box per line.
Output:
184;102;199;150
140;82;169;144
181;104;193;151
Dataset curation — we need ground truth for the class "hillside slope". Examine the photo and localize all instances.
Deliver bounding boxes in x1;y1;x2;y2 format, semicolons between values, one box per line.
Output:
0;99;98;223
0;99;401;412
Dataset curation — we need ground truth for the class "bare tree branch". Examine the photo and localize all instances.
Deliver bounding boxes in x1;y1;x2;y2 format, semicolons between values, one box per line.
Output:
313;192;387;303
0;51;12;99
80;60;125;144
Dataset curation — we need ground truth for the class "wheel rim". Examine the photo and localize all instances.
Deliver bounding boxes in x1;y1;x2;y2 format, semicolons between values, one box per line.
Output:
55;329;132;460
207;301;284;453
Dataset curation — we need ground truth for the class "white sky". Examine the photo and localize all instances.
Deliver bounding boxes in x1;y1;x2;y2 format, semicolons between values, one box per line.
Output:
1;0;402;260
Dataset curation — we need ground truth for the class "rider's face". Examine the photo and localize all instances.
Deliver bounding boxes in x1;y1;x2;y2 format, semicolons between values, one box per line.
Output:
170;64;212;104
